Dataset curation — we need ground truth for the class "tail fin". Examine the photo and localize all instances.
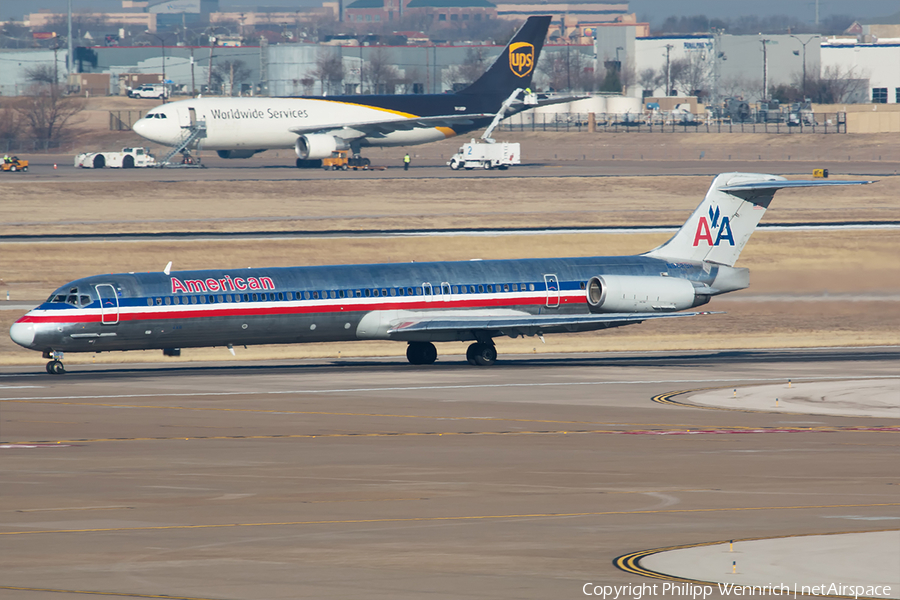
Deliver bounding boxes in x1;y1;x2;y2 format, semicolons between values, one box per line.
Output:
644;173;872;267
458;15;551;96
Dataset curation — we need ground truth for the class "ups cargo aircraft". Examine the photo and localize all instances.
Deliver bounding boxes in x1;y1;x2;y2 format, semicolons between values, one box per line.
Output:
11;173;869;374
132;16;557;167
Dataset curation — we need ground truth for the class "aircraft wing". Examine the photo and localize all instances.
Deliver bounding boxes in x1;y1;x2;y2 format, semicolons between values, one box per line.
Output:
289;113;494;139
386;310;718;340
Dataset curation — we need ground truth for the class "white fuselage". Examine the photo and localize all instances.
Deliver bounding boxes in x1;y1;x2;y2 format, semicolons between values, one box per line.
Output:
132;97;451;151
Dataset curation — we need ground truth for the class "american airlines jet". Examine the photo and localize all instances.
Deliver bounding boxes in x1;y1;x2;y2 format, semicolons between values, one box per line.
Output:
132;16;555;167
11;174;868;374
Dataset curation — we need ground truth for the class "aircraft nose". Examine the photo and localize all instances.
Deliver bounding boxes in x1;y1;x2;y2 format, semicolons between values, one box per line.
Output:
10;321;36;348
132;118;151;139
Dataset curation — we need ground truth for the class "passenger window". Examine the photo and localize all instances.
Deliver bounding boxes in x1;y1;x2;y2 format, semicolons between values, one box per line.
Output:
218;295;224;302
528;284;535;291
452;286;458;294
407;287;414;295
364;289;371;297
164;297;171;305
512;284;518;292
278;292;284;301
503;284;510;292
580;281;586;290
373;289;380;297
478;285;484;293
191;296;198;304
381;288;387;297
251;293;258;301
312;291;319;299
423;287;431;296
147;298;153;306
242;294;249;302
155;297;162;305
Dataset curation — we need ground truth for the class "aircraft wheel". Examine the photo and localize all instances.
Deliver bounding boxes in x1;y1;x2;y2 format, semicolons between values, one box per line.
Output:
407;342;437;365
468;342;496;366
46;360;66;374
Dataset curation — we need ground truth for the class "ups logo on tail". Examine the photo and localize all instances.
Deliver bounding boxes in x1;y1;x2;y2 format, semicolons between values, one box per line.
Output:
509;42;535;77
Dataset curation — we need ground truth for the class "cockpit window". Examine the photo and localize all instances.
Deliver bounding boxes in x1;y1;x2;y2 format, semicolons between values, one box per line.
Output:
67;295;78;305
80;295;92;305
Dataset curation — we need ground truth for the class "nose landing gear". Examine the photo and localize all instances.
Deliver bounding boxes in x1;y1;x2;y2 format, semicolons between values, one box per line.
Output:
43;350;66;375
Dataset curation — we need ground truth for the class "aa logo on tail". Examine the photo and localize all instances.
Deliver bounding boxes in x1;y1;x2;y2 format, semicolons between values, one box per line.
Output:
509;42;535;78
692;205;735;247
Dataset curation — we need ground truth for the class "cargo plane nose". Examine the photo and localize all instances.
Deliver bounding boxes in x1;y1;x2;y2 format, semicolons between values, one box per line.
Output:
133;110;180;146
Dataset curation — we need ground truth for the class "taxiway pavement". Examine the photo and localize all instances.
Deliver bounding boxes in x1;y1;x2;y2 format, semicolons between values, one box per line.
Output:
1;347;898;599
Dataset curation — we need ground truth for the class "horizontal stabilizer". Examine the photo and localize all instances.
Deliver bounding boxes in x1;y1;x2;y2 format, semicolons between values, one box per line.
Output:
645;173;874;267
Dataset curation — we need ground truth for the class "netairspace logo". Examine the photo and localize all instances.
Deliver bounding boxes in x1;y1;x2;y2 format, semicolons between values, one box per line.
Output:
583;582;893;599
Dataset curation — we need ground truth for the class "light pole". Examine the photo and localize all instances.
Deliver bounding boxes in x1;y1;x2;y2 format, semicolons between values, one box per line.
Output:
145;31;174;102
790;34;815;99
664;44;673;96
759;38;770;102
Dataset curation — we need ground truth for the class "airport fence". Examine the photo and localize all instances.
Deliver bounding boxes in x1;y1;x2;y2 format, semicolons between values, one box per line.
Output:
499;113;848;134
0;139;63;153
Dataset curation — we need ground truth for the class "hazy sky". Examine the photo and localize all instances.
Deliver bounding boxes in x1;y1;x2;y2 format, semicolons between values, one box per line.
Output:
3;0;898;26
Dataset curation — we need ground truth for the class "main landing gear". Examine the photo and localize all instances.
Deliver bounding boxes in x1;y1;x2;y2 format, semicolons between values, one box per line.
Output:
466;342;497;366
405;341;498;366
406;341;437;365
43;350;66;374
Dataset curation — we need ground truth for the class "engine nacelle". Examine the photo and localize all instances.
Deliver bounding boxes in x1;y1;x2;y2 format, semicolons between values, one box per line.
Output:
216;149;262;159
586;275;708;313
295;134;349;160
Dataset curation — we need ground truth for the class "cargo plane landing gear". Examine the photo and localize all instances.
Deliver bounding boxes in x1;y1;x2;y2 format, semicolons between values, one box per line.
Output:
43;350;66;374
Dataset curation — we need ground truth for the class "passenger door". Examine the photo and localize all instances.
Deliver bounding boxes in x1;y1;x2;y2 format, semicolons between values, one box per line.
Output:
543;274;560;308
96;284;119;325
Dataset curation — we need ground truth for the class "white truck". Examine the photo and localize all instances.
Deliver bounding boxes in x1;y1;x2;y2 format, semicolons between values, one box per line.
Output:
75;147;157;169
448;140;520;170
128;84;169;99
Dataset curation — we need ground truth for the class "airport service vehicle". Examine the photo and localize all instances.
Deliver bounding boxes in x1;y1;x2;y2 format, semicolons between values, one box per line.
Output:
130;17;571;168
10;173;869;374
1;156;28;172
449;140;520;170
128;84;168;99
75;147;157;169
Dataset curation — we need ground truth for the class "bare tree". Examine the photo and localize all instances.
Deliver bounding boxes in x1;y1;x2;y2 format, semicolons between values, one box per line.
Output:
212;60;252;96
444;47;489;91
25;64;59;86
815;65;868;103
14;85;86;147
538;49;598;92
669;53;709;98
638;68;662;96
309;49;343;95
362;47;399;94
0;103;22;143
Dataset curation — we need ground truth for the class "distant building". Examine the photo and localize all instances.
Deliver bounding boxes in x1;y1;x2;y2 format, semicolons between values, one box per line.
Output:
343;0;497;26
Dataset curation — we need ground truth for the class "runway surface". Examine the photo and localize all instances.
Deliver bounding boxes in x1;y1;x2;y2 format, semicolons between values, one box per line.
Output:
1;347;898;599
17;155;900;183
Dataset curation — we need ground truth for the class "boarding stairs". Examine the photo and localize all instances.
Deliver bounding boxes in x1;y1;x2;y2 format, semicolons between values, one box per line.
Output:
158;120;207;168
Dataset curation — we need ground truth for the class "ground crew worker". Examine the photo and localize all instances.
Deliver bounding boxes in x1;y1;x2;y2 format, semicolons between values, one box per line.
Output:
2;154;9;163
403;153;410;171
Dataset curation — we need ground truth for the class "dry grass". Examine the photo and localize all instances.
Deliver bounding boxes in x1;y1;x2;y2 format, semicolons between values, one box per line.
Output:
1;176;897;236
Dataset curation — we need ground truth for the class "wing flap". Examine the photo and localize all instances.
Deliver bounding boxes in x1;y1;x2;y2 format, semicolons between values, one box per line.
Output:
387;311;719;339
